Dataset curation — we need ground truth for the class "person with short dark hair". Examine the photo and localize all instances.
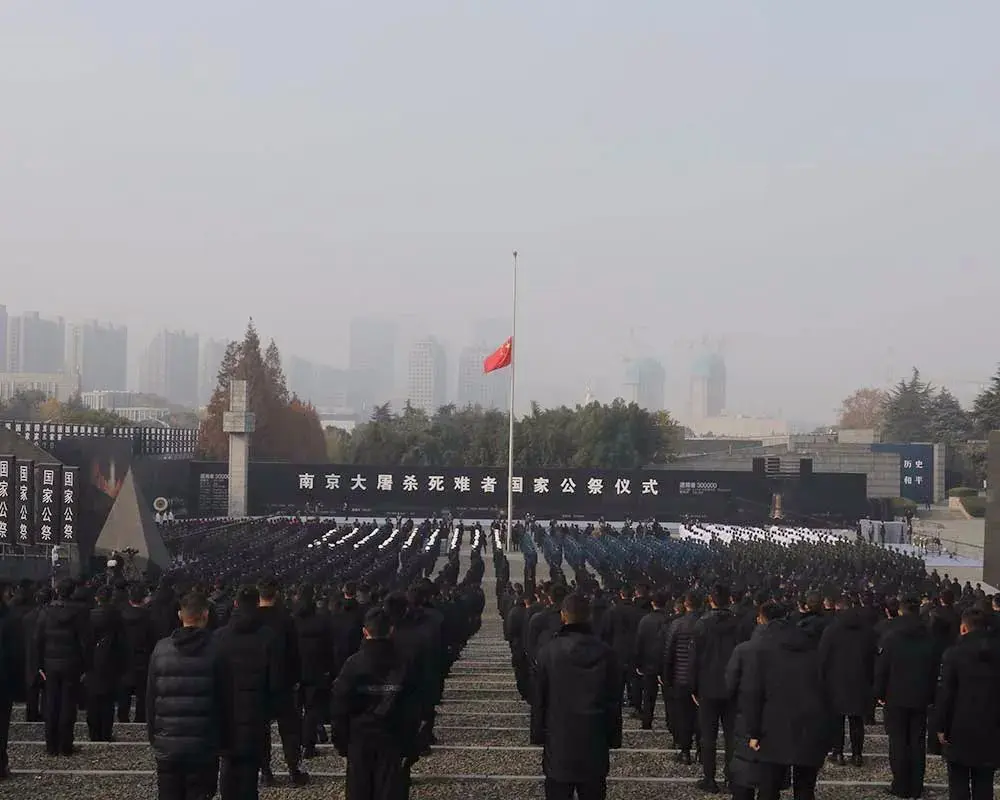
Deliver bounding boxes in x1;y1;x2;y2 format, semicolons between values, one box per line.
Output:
215;585;281;800
933;607;1000;800
692;584;747;791
33;578;89;756
635;590;672;731
119;583;156;724
661;590;703;765
257;578;308;786
531;592;622;800
819;594;876;767
146;592;226;800
875;595;940;799
331;607;421;800
86;585;123;742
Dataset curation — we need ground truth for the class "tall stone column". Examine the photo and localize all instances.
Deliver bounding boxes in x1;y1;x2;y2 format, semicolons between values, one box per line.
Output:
222;380;255;518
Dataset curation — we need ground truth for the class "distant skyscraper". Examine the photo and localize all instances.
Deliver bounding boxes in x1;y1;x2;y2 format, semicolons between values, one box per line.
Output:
407;337;447;414
6;311;65;374
0;306;7;371
689;352;726;418
457;345;509;410
65;320;128;391
198;338;230;405
349;318;396;412
623;357;666;411
140;329;199;407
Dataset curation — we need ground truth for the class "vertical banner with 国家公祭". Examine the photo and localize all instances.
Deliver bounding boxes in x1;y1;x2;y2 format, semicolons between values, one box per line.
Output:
0;455;12;544
60;466;78;545
35;464;62;545
15;459;35;545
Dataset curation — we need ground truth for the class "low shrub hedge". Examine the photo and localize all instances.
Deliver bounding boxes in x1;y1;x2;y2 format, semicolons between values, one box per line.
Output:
961;496;986;518
948;487;979;498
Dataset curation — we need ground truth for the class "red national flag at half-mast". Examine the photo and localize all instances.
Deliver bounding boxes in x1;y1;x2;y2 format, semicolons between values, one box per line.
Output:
483;337;513;374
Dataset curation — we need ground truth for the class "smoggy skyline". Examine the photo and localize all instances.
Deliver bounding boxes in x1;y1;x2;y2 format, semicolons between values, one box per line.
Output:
2;3;998;424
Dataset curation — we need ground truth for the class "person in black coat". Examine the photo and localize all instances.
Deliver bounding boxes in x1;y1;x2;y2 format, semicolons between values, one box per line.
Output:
86;586;124;742
531;592;622;800
0;588;16;779
22;589;49;723
146;592;226;800
331;607;422;800
634;590;671;731
504;592;531;701
528;584;567;668
257;578;308;786
818;596;876;766
118;584;157;724
933;608;1000;800
692;584;748;792
726;604;790;800
744;603;831;800
292;585;333;758
33;578;89;756
599;586;644;715
660;590;703;764
215;586;281;800
874;596;940;800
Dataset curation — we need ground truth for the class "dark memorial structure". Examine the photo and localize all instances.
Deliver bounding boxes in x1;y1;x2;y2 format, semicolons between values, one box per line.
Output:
985;431;1000;589
188;461;867;523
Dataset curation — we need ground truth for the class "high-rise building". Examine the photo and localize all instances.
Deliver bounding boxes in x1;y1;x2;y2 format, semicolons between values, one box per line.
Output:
348;318;396;412
198;338;230;406
6;311;65;374
457;345;510;411
140;329;199;408
65;320;128;391
0;305;8;371
407;337;447;414
689;352;726;418
623;357;666;412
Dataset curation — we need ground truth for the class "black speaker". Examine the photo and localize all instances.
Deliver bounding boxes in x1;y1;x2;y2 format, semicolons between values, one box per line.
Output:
752;457;766;476
800;458;813;477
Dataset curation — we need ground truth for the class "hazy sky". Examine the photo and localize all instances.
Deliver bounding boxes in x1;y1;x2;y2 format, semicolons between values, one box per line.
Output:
2;2;998;423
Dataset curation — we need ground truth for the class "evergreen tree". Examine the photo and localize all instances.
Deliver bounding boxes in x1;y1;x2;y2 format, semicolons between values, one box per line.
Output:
972;366;1000;437
927;388;972;444
881;368;934;442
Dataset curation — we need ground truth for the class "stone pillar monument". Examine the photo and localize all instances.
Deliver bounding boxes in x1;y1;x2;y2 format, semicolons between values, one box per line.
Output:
222;379;255;517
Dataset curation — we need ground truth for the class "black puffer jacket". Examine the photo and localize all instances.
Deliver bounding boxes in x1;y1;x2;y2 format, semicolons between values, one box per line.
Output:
692;608;747;701
293;603;333;687
215;610;280;758
34;601;89;677
146;626;226;762
818;608;876;716
662;611;701;689
330;599;365;676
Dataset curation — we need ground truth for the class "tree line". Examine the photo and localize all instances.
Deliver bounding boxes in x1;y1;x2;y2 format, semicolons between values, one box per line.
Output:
837;367;1000;486
326;399;681;470
0;390;133;427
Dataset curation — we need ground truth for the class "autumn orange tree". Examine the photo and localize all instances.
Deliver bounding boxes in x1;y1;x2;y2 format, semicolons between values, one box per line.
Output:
837;387;886;431
197;320;327;462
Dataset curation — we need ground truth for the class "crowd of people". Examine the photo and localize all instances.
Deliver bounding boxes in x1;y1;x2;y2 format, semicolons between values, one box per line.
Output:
2;515;1000;800
0;516;496;800
507;525;1000;800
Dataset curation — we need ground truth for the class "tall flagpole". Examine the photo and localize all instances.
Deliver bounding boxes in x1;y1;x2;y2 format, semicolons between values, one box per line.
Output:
506;250;518;551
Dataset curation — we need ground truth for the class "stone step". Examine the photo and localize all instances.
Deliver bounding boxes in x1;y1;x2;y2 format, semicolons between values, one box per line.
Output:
1;741;957;784
0;773;968;800
6;721;906;748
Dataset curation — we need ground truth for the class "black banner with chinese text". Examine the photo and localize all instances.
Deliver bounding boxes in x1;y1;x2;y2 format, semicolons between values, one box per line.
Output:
15;460;35;545
35;464;62;545
185;462;868;522
0;456;12;544
61;466;79;545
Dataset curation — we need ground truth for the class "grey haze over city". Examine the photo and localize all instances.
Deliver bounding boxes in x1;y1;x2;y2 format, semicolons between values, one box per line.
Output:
2;2;998;430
